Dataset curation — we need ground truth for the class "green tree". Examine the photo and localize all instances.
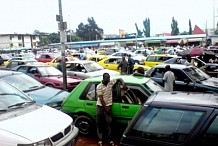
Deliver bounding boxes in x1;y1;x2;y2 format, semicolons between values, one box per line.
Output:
48;32;60;43
33;30;51;46
135;23;143;37
189;19;192;35
76;17;103;41
143;18;150;37
171;17;180;35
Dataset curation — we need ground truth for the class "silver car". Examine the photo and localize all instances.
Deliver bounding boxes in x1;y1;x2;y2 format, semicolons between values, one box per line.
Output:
66;60;120;79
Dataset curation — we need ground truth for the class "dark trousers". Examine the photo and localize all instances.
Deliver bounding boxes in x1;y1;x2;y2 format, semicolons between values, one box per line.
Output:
96;105;112;142
129;65;134;74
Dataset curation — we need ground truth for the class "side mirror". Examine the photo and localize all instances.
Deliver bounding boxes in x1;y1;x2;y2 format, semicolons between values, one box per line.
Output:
33;73;41;78
184;78;190;83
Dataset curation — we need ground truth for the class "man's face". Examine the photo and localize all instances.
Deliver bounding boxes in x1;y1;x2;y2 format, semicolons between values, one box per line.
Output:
104;75;110;83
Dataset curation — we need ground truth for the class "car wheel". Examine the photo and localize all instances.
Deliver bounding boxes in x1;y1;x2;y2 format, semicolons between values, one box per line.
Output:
74;115;94;135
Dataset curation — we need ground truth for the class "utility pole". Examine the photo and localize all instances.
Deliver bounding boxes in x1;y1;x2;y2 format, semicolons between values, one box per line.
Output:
57;0;67;91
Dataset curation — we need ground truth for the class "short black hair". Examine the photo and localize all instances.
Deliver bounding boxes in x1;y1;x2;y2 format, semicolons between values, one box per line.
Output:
103;73;110;79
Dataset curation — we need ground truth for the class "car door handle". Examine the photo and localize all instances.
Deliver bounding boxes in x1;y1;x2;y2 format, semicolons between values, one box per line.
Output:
122;106;129;109
86;103;93;106
74;74;77;76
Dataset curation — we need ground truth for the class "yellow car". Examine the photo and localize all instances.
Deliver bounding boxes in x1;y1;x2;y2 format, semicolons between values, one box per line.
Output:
4;57;36;66
98;56;151;73
46;56;79;68
87;54;107;62
145;54;177;67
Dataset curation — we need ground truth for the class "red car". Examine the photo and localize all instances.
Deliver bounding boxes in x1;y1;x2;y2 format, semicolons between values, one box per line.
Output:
35;52;60;63
13;64;82;91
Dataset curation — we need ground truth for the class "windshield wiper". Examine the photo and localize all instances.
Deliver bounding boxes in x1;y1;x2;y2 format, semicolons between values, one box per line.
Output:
8;102;26;109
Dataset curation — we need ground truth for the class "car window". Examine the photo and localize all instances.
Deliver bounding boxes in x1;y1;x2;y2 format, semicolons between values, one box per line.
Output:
17;66;28;73
129;107;204;143
105;58;120;64
171;69;188;81
151;68;165;78
200;115;218;146
146;56;156;61
86;83;97;101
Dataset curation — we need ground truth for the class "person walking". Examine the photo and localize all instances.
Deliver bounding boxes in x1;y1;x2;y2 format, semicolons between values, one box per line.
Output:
117;56;128;75
56;58;63;72
96;73;127;146
162;65;175;92
128;54;135;74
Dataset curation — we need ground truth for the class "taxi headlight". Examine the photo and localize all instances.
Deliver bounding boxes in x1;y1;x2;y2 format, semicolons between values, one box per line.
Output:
17;138;52;146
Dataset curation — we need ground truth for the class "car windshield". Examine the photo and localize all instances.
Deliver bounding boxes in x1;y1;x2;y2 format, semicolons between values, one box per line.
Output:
183;67;210;82
143;79;164;93
1;73;44;92
38;66;62;76
83;62;104;72
0;80;34;111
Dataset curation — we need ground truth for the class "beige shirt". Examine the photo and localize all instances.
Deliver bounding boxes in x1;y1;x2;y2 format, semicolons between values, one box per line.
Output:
163;71;175;92
96;79;117;106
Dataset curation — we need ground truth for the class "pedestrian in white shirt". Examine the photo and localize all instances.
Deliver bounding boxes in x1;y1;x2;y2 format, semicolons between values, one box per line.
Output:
163;65;175;92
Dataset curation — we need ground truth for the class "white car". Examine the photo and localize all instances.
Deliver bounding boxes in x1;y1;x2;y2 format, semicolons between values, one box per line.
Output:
0;79;79;146
109;51;146;65
66;60;120;80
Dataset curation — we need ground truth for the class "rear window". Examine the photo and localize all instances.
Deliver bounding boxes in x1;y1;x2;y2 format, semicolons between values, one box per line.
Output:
128;107;204;143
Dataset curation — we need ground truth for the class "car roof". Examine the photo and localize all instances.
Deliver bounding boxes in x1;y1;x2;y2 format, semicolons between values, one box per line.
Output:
66;60;95;63
154;63;192;69
147;54;177;57
0;70;22;77
147;91;218;108
84;75;150;84
17;64;51;67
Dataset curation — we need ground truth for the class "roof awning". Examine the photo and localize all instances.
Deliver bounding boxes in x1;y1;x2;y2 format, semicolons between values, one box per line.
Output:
166;40;179;43
187;38;203;42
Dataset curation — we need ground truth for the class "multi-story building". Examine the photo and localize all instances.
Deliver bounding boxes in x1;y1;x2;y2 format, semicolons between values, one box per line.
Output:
0;33;40;49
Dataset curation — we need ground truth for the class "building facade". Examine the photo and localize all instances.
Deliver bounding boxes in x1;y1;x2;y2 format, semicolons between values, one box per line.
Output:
0;33;40;49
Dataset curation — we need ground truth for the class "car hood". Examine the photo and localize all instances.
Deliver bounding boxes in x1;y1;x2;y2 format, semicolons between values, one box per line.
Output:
26;86;70;105
87;69;120;77
42;76;81;83
0;105;72;142
201;77;218;87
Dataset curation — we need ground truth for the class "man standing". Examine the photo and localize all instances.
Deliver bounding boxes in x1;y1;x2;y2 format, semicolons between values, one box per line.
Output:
96;73;127;146
117;56;128;75
128;54;135;74
162;65;175;92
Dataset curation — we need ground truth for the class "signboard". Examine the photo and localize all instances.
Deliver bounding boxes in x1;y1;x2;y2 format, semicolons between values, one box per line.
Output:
60;31;67;43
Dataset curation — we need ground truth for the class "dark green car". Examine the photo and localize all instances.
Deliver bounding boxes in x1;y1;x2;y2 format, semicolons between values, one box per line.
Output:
61;75;163;135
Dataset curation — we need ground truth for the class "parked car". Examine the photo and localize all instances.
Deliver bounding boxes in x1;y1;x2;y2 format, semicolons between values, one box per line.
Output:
0;54;12;65
46;56;79;68
164;56;218;78
35;52;60;63
110;51;146;65
144;54;177;67
0;70;69;109
13;64;82;91
0;79;79;146
145;64;218;93
121;91;218;146
87;54;107;62
66;60;120;80
0;59;41;70
61;75;164;135
98;56;150;73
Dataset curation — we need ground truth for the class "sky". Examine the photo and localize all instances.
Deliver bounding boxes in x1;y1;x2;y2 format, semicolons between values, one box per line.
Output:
0;0;217;36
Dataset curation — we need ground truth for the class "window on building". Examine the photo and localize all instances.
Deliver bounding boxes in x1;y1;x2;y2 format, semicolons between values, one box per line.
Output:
33;36;36;40
18;35;22;40
19;43;22;47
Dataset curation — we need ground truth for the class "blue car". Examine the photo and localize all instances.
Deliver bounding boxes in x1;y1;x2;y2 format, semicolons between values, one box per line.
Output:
0;70;70;109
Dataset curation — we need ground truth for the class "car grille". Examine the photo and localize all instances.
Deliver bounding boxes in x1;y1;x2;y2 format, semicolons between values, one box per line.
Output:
50;124;72;143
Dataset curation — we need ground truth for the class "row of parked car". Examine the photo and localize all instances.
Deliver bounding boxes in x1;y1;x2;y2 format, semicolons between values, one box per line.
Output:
1;49;218;145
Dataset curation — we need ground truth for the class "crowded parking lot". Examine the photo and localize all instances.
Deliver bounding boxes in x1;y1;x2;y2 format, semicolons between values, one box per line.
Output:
1;45;218;146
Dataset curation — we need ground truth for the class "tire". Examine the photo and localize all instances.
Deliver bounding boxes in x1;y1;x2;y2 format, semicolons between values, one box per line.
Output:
74;115;94;135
